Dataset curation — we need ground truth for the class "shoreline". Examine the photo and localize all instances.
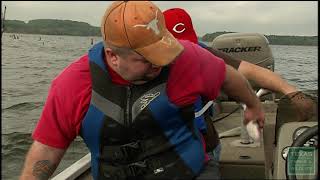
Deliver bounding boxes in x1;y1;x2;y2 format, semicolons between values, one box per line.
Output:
3;33;318;47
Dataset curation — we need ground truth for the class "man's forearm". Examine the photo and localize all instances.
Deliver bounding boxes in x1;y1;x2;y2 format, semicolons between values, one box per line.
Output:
238;61;298;95
205;46;298;95
20;141;65;180
222;65;260;108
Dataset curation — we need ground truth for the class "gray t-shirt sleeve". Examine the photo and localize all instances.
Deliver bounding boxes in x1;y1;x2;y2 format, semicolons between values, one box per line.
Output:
203;46;241;70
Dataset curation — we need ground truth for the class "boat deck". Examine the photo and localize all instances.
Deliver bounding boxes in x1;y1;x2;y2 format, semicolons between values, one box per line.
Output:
214;101;277;179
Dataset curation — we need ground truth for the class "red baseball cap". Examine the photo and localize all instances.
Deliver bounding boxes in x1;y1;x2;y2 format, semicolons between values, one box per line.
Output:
163;8;198;44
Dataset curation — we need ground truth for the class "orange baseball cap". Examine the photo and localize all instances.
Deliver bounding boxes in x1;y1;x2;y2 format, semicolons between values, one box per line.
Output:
101;1;184;66
163;8;198;44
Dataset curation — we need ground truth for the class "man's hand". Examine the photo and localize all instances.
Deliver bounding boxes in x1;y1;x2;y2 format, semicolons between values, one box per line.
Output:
244;101;265;129
286;91;317;121
222;64;265;128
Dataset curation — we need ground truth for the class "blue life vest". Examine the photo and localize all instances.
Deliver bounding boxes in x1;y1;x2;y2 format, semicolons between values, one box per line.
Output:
80;42;205;180
194;97;208;133
194;41;214;134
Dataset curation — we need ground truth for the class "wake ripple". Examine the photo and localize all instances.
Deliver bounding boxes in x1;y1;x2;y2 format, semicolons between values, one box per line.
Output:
4;102;43;111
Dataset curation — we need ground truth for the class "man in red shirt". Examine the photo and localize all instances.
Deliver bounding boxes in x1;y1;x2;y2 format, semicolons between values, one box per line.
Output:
20;1;264;180
163;7;316;179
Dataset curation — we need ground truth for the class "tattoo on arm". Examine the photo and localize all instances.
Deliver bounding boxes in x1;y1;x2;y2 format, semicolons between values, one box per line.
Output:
32;160;55;180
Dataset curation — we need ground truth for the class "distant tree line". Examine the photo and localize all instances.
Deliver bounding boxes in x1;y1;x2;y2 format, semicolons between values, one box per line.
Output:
4;19;100;36
201;31;318;46
3;19;318;46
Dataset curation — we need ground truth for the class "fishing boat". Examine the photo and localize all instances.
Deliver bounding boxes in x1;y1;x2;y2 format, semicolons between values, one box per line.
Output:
52;33;318;180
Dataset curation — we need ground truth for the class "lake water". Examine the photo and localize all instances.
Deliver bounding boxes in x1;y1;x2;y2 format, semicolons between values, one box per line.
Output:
1;33;318;180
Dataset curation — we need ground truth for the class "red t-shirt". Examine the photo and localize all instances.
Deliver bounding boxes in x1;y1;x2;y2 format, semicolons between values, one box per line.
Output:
32;40;226;149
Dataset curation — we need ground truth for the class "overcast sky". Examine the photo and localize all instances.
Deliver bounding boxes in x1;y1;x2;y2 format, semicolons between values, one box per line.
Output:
2;1;318;36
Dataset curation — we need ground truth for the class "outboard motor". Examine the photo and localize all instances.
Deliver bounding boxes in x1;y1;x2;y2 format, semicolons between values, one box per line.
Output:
212;32;275;100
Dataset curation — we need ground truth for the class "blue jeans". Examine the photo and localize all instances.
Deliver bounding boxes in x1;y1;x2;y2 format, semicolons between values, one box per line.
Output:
197;143;222;179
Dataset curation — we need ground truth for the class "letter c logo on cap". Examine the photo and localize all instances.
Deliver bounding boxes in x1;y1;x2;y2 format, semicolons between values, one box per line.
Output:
172;23;186;34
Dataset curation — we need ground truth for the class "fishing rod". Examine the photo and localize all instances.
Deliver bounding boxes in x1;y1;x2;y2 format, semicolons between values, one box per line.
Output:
2;5;6;38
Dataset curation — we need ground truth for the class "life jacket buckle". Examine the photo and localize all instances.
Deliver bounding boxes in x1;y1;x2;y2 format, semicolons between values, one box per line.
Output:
119;141;142;161
127;160;148;176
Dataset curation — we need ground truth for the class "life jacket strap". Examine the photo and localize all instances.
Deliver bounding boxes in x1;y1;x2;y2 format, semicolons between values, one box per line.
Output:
101;155;176;179
101;135;170;164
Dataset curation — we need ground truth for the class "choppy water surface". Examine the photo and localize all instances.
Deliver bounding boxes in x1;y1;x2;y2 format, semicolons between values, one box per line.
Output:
1;33;318;179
